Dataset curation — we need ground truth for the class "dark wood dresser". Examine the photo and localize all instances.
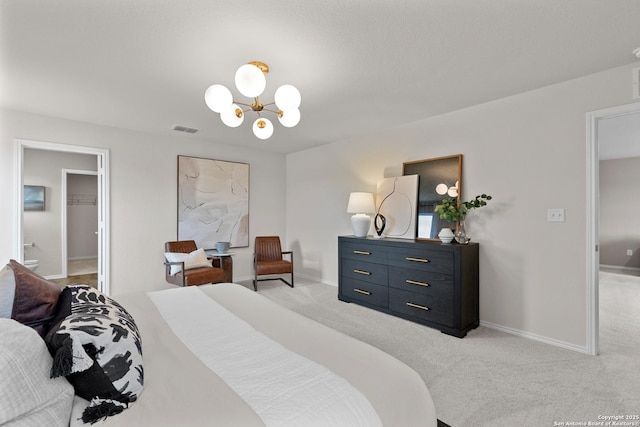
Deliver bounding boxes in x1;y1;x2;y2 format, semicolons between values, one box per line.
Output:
338;235;479;337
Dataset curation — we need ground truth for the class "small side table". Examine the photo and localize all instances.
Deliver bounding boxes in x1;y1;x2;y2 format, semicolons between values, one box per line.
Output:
206;251;234;283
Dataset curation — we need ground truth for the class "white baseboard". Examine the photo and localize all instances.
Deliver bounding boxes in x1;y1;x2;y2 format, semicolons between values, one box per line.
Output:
68;256;98;261
480;320;589;354
599;264;640;272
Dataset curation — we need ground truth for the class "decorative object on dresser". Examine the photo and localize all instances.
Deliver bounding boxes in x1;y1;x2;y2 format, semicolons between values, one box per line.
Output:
374;175;418;239
346;192;375;237
437;228;454;244
253;236;294;291
338;235;479;338
435;194;492;244
402;155;462;240
177;155;249;249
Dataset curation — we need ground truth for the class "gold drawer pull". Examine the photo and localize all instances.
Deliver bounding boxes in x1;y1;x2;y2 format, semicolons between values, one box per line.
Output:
405;257;429;263
353;250;371;255
354;269;371;275
354;288;371;296
406;302;430;311
406;279;430;287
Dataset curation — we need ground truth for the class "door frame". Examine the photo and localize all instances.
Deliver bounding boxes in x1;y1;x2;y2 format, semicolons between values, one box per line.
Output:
586;101;640;356
62;169;99;279
14;139;110;294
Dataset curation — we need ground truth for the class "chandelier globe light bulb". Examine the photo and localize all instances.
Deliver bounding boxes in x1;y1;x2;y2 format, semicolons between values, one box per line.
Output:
220;104;244;127
204;84;233;113
235;64;266;98
253;118;274;139
274;84;301;110
278;108;300;127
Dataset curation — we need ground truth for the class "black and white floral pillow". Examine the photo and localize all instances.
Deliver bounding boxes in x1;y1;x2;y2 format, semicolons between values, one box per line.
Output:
45;285;143;424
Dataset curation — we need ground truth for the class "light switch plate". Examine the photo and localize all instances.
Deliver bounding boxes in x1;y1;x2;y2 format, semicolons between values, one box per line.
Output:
547;208;565;222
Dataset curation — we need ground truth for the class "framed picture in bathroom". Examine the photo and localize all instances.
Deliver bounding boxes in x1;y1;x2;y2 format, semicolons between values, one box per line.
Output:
24;185;45;211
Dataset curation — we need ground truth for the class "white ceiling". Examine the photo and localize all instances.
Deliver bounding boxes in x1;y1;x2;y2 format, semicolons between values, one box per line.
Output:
2;1;640;154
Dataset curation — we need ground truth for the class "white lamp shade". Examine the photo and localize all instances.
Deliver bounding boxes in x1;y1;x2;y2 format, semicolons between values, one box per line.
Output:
278;108;301;127
204;84;233;113
220;104;244;127
235;64;266;98
274;84;301;110
252;117;274;139
347;192;375;214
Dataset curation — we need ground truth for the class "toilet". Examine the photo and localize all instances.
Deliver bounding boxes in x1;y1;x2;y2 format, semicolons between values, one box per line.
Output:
24;259;39;271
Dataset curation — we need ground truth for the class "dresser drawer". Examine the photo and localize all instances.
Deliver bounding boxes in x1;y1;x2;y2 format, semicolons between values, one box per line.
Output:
340;277;388;308
389;288;454;327
388;247;453;274
340;241;388;263
388;266;454;301
341;258;388;286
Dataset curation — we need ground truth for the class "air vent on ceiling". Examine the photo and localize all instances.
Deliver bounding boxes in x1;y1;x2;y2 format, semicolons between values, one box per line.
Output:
633;67;640;100
173;125;199;134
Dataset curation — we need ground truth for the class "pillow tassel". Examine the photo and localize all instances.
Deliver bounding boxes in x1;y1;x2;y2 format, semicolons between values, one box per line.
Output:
50;336;74;377
81;398;127;424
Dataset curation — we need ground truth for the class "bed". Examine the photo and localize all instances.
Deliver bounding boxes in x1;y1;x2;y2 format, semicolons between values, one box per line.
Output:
1;259;437;427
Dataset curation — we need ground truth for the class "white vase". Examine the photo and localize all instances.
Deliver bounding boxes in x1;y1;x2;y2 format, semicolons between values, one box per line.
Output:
438;228;454;244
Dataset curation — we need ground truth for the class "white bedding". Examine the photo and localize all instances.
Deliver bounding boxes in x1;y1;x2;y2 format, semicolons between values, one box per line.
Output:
149;286;382;427
70;283;437;427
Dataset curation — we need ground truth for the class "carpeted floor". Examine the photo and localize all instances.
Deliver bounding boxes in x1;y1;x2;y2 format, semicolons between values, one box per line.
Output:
237;272;640;427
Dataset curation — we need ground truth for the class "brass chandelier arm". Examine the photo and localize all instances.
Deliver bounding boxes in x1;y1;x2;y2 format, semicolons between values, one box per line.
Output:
262;107;282;115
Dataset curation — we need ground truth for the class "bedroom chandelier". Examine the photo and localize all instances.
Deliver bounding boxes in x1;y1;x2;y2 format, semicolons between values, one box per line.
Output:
204;61;301;140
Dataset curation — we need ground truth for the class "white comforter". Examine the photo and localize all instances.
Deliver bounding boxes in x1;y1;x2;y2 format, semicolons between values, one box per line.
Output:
70;283;437;427
149;286;382;427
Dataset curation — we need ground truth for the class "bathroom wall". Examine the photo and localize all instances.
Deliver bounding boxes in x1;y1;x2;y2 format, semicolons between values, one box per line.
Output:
23;149;97;277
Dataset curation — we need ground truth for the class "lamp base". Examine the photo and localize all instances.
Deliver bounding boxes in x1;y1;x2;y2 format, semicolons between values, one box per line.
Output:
351;214;371;238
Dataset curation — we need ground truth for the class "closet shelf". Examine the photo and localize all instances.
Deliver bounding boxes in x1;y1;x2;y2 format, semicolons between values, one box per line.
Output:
67;193;96;206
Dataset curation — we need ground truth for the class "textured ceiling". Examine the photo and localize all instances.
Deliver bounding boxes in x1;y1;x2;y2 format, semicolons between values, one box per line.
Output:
2;0;640;154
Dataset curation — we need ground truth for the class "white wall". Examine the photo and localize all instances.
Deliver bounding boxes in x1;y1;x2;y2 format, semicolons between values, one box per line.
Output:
286;63;640;350
0;109;287;296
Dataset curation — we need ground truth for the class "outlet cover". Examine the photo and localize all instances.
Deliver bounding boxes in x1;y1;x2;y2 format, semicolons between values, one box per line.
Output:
547;208;565;222
627;249;634;256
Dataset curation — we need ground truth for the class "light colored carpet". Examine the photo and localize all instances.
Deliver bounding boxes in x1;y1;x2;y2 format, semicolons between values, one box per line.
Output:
237;272;640;427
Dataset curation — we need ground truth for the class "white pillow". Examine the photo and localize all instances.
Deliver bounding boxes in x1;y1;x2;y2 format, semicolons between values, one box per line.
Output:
165;247;211;276
0;318;74;427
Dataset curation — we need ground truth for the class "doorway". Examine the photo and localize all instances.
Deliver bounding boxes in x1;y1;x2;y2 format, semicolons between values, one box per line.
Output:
62;169;99;285
586;101;640;355
15;139;110;294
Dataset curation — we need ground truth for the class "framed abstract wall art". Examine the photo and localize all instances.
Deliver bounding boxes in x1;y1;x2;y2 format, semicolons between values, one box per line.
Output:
177;155;249;249
24;185;45;211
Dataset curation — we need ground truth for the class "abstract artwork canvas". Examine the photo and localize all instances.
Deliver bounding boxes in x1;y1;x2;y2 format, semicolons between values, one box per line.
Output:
24;185;45;211
375;175;418;239
177;156;249;249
